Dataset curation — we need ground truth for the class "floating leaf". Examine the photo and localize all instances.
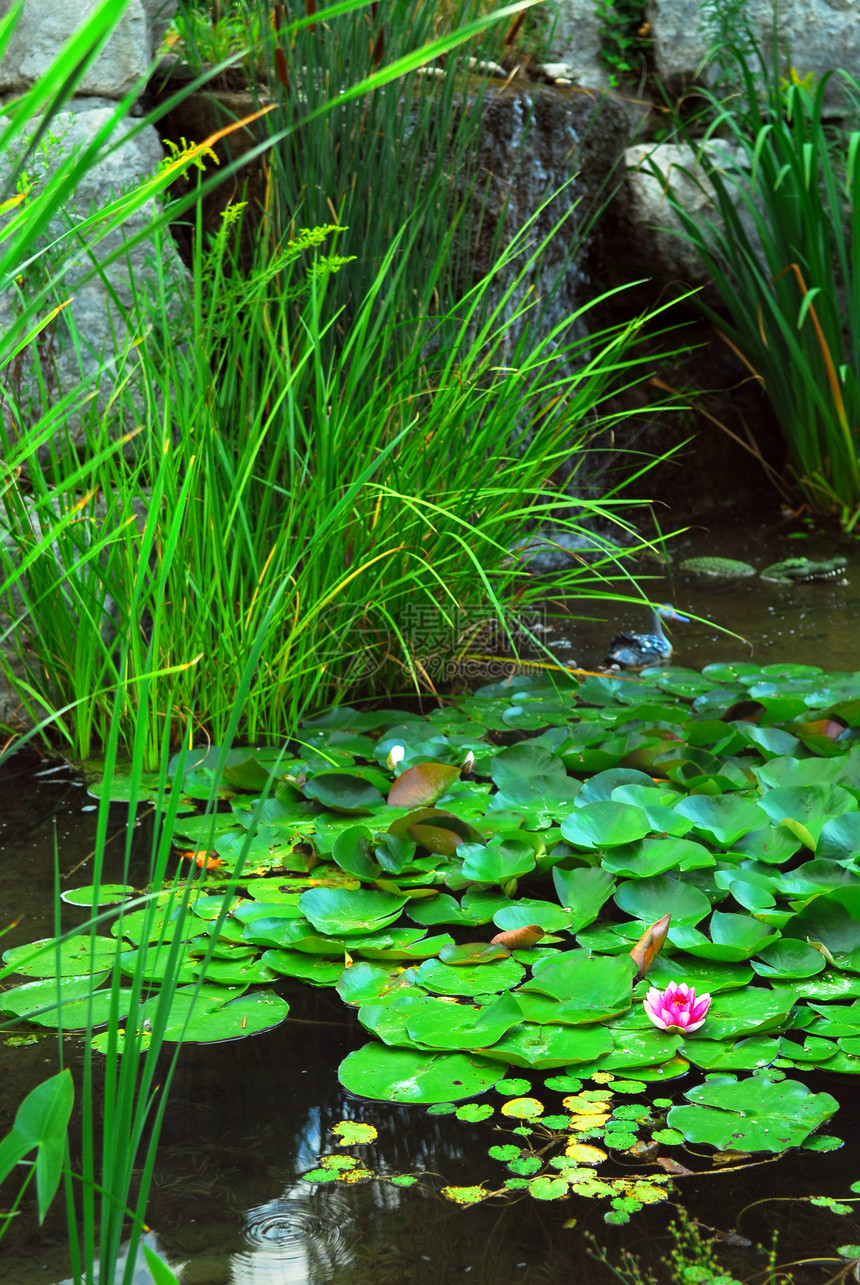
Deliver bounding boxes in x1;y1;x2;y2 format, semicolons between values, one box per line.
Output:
331;1121;377;1145
388;763;461;807
441;1185;487;1204
552;868;616;934
299;887;409;936
561;802;651;850
339;1045;503;1103
668;1073;838;1152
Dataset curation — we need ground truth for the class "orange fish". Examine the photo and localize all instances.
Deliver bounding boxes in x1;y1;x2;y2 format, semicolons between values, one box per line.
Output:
180;849;224;871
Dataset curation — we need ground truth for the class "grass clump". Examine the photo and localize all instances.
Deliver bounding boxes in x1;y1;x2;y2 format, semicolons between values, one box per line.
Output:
650;33;860;523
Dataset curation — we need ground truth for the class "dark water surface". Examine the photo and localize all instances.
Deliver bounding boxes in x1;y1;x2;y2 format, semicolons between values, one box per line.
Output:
4;514;860;1284
549;513;859;674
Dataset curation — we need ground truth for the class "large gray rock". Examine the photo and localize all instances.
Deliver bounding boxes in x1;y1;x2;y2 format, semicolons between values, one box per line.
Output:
0;102;188;446
551;0;860;108
648;0;860;95
623;140;764;285
0;0;178;99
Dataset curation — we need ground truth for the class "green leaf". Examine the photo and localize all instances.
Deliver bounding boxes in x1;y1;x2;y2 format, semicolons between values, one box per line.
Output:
614;875;711;926
338;1044;503;1102
142;1247;182;1285
460;837;537;883
415;955;525;997
757;784;858;845
552;867;616;933
751;939;826;979
2;936;119;978
484;1022;614;1069
0;974;116;1029
59;885;135;908
519;951;632;1022
668;1074;838;1152
561;802;651;849
683;1036;780;1071
0;1069;73;1223
702;988;796;1040
299;887;409;935
259;950;346;986
302;772;385;813
670;912;780;962
673;794;768;846
140;985;288;1042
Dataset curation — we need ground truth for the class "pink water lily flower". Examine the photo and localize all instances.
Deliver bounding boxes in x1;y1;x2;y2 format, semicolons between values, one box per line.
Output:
644;981;711;1033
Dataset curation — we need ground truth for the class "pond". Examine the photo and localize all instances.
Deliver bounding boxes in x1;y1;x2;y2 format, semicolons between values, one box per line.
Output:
548;512;858;675
3;513;860;1285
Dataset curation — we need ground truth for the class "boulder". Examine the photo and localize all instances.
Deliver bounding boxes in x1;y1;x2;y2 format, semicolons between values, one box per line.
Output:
648;0;860;100
622;140;763;286
0;102;188;447
0;0;178;99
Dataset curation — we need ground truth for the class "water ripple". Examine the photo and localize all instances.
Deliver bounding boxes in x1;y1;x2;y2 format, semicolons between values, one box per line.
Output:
231;1193;353;1284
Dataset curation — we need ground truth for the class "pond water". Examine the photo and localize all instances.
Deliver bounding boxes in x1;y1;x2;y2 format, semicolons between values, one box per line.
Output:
549;512;858;675
3;513;860;1285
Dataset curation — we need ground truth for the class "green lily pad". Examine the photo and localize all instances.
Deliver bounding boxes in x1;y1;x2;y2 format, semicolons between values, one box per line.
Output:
259;950;346;986
782;888;860;954
301;772;385;813
299;887;409;936
140;985;288;1042
751;939;827;979
2;936;119;979
338;1044;503;1103
682;1036;781;1071
673;795;768;846
668;1073;838;1152
482;1022;614;1068
415;956;525;997
552;868;616;934
60;885;136;908
519;951;632;1022
561;802;651;850
756;784;858;845
460;837;537;884
0;973;118;1028
614;875;711;926
699;988;797;1040
600;837;712;879
669;912;780;962
493;901;572;933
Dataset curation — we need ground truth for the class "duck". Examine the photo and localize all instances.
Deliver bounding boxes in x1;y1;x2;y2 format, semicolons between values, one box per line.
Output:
604;603;689;669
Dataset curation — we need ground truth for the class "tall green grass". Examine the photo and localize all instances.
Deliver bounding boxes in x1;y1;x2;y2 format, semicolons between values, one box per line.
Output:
2;177;687;764
650;36;860;521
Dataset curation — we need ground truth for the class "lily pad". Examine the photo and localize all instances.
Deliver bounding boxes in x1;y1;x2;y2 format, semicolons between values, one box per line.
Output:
2;937;119;979
668;1073;838;1152
299;887;409;936
140;985;288;1042
338;1044;503;1102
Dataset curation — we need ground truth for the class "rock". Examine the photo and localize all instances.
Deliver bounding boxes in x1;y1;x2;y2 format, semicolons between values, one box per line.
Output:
0;0;178;99
552;0;860;111
648;0;860;105
622;140;762;285
509;527;631;574
0;102;188;447
466;82;629;344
